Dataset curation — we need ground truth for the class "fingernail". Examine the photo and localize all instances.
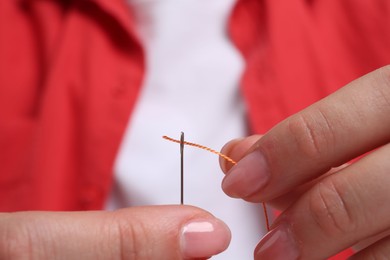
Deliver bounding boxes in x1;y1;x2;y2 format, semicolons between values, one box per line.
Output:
222;150;270;198
254;223;300;260
180;219;231;259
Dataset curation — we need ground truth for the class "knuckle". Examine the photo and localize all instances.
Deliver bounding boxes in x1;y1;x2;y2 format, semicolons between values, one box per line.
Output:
286;110;334;161
309;179;357;237
115;214;150;259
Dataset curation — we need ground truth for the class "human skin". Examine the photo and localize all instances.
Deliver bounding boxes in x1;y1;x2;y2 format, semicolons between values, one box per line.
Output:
2;67;389;260
0;205;231;259
220;66;390;259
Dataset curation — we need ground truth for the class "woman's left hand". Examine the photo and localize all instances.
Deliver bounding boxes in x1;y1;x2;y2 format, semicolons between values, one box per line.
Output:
220;66;390;259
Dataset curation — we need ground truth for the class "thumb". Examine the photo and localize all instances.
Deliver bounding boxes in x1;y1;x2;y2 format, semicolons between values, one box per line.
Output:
0;205;231;259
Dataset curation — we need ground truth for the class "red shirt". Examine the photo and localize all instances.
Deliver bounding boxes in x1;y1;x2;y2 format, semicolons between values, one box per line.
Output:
1;0;389;257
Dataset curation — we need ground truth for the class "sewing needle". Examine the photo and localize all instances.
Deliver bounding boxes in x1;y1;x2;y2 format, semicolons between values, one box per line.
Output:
180;132;184;205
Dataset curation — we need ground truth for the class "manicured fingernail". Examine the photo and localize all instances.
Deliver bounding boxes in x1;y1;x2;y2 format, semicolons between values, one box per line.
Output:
254;223;300;260
180;219;231;259
222;150;270;198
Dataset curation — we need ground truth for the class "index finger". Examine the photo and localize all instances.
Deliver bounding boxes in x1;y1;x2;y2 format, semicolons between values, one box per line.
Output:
222;65;390;201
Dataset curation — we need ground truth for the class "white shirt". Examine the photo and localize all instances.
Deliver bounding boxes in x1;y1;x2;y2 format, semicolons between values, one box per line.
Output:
106;0;267;258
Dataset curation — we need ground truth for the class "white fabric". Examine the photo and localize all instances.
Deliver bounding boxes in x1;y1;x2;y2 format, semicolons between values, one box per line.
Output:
106;0;267;259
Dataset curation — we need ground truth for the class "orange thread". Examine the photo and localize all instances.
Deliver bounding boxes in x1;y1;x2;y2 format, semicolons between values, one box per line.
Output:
262;201;270;232
163;135;271;232
162;135;237;165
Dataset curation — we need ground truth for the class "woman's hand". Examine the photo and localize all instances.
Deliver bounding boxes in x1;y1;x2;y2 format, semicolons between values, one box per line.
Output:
0;206;230;259
220;66;390;259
